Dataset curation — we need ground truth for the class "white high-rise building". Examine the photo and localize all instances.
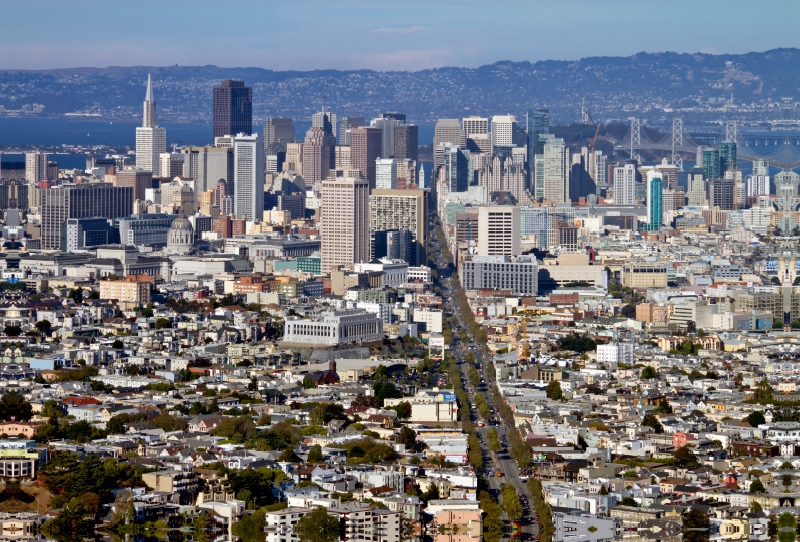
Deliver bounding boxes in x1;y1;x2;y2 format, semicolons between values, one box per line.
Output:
753;160;769;176
542;138;568;203
418;163;425;189
491;115;516;150
613;163;636;205
233;133;265;220
375;158;398;189
25;152;48;183
135;74;166;174
593;151;607;187
462;116;488;136
477;205;520;256
747;174;770;197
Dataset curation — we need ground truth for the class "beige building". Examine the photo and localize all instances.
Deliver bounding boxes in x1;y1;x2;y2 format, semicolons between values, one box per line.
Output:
285;142;304;174
432;507;483;542
622;262;669;288
538;253;607;291
477;206;520;256
116;169;153;202
100;280;152;305
321;177;370;274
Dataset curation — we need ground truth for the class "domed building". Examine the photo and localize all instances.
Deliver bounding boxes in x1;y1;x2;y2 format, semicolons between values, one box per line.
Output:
166;212;195;254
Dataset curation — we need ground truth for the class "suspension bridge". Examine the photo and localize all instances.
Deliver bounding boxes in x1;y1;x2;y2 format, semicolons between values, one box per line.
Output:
614;118;800;171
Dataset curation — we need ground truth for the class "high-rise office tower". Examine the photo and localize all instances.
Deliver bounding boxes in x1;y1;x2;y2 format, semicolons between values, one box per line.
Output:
375;159;397;190
0;180;29;211
702;147;721;180
569;152;595;202
708;178;735;210
116;169;153;202
213;80;252;140
442;144;469;193
613;162;637;205
302;127;334;186
477;205;521;256
542;138;568;203
264;118;294;153
181;146;234;196
373;230;413;263
462;116;488;137
159;152;185;179
371;114;403;159
394;124;418;161
645;171;663;230
655;159;680;191
312;108;337;139
720;140;737;177
687;167;707;206
466;134;492;154
135;74;166;174
321;177;370;273
233;134;264;220
483;152;528;203
340;117;365;145
433;119;463;169
351;127;382;189
285;143;304;174
369;189;427;265
41;183;134;251
753;160;769;176
25;152;48;183
747;173;770;197
527;109;549;183
593;151;607;190
491;115;516;151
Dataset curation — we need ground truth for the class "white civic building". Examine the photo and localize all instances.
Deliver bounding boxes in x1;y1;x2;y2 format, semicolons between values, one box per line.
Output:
283;310;383;346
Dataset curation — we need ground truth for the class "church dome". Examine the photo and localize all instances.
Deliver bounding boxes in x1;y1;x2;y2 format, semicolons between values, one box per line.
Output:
170;215;193;231
167;213;194;253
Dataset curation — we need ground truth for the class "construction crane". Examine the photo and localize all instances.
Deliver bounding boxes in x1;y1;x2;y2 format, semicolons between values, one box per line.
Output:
588;123;602;182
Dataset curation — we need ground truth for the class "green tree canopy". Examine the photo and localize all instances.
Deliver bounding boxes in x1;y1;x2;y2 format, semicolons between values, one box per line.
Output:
545;380;563;400
0;391;32;422
295;507;341;542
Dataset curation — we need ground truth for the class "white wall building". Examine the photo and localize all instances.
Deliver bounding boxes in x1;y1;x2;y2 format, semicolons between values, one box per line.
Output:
477;206;520;256
613;163;636;205
375;158;398;189
460;255;538;295
283;310;383;346
595;343;635;365
233;133;265;220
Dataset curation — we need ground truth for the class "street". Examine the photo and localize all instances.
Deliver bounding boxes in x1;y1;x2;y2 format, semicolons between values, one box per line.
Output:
428;218;540;540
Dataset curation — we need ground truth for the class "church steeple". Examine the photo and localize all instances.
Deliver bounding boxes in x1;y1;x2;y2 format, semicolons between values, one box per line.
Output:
143;73;157;128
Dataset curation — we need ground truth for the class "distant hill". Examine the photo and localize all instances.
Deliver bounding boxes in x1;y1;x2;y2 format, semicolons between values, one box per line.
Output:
3;49;800;125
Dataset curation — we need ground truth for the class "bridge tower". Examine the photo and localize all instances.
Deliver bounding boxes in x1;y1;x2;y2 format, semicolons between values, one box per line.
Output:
672;117;684;171
628;117;642;163
726;120;737;142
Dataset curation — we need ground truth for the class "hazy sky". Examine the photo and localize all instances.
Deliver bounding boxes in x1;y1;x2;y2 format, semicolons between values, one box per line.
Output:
4;0;799;71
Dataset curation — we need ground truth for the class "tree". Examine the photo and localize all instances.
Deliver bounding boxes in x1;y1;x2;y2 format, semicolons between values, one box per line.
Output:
233;510;268;542
295;507;341;542
686;320;697;334
35;320;53;335
778;512;796;542
641;366;658;379
106;416;126;434
747;411;766;427
753;378;775;406
0;391;32;422
683;508;710;542
750;479;766;494
4;325;20;337
155;318;172;329
307;444;323;463
750;501;763;513
620;496;638;507
112;339;124;349
192;513;212;542
546;380;563;400
672;446;698;468
398;427;418;452
642;413;663;433
41;399;63;419
151;413;187;432
39;498;94;542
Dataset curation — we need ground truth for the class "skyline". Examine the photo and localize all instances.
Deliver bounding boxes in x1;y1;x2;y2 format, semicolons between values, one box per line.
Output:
3;0;800;71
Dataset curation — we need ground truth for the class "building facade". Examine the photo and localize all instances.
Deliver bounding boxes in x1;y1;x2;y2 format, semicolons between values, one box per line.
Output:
321;178;370;273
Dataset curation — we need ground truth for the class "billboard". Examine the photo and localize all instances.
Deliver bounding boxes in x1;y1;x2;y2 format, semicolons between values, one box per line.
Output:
429;336;445;348
435;392;457;402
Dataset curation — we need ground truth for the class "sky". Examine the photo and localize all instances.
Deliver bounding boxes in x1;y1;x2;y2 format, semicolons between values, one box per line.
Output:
3;0;800;71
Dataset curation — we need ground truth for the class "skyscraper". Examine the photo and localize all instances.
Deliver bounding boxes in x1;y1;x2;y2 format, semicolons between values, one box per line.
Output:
613;162;637;205
116;169;153;202
264;118;295;152
645;171;663;230
233;134;264;220
720;140;737;177
40;183;134;251
477;205;521;256
321;177;370;273
442;144;469;193
25;152;48;183
462;116;489;137
394;124;418;161
569;152;595;202
542;138;568;203
375;159;397;190
369;189;427;265
702;147;721;180
351;127;382;188
302;127;334;186
181;145;234;196
312;108;337;139
433;119;463;169
213;80;252;140
339;117;365;145
490;115;516;151
527;109;549;183
371;113;404;159
135;74;166;174
709;178;735;210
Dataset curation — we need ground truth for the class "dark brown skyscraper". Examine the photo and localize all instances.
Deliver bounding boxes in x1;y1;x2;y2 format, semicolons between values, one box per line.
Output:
394;124;419;161
213;80;252;139
351;127;382;189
